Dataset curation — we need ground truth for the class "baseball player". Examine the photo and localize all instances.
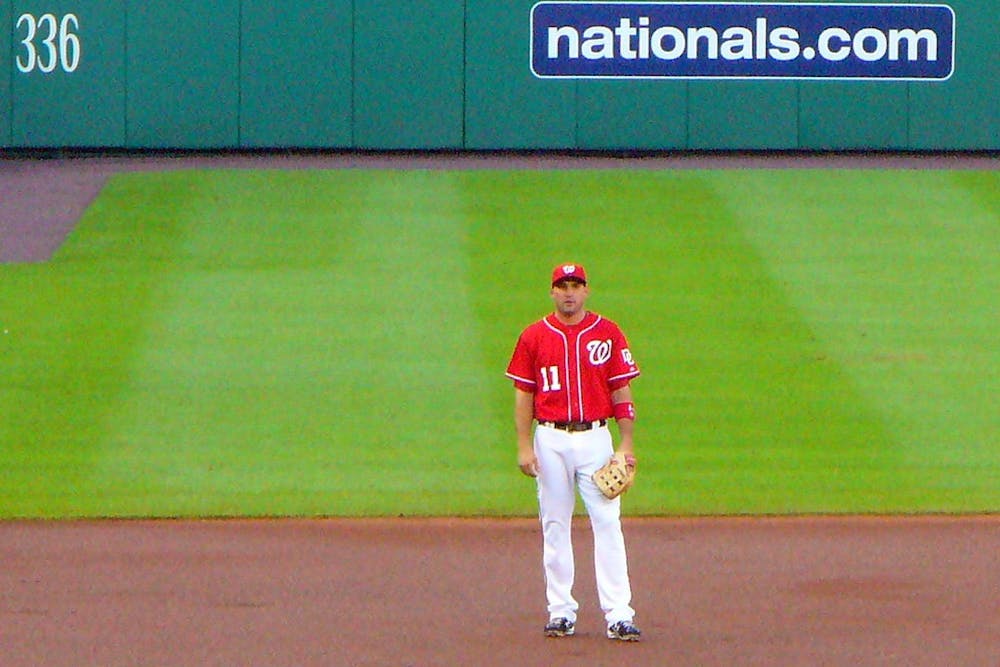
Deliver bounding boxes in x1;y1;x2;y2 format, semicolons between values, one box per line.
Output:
506;263;642;641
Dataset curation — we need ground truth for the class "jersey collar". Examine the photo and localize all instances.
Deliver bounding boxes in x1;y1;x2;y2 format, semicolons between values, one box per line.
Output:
546;311;597;331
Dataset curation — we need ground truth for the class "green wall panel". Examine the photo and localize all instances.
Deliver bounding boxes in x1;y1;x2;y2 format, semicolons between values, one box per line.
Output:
465;0;575;149
241;1;353;148
1;1;11;146
578;81;688;150
2;0;997;151
353;0;464;149
10;0;124;147
800;83;909;150
126;0;239;148
909;0;999;149
688;82;798;149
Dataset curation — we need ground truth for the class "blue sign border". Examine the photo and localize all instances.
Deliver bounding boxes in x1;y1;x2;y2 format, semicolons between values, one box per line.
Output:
530;2;956;81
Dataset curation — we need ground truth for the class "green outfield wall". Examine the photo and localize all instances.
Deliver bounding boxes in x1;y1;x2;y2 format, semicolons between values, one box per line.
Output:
2;0;997;150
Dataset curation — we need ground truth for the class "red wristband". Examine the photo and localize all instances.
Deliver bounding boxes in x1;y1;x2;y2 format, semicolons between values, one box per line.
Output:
613;402;635;421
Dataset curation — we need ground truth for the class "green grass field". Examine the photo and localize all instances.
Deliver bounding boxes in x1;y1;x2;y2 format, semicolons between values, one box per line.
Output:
1;168;997;518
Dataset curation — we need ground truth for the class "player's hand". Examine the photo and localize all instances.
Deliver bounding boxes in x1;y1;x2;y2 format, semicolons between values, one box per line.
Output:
518;451;540;477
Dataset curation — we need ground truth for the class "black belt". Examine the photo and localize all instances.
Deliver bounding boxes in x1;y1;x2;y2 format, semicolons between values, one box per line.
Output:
539;420;607;432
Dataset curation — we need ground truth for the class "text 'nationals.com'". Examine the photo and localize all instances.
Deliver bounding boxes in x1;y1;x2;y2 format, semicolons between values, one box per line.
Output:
531;2;955;80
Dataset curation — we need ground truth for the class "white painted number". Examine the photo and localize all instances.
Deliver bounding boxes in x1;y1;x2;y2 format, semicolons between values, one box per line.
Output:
540;366;562;392
37;14;58;73
60;14;82;72
16;13;81;74
15;14;36;72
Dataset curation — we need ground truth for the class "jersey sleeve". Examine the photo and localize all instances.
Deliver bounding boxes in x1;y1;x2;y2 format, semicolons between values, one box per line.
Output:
606;323;640;391
505;330;537;393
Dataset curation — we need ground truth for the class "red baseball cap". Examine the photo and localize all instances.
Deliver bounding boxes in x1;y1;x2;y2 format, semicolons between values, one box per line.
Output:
551;263;587;286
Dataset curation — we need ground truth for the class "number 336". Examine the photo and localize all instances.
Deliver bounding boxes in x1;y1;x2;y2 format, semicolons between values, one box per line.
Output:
16;13;81;74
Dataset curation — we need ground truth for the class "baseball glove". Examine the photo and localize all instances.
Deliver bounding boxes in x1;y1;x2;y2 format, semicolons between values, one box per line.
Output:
592;452;636;499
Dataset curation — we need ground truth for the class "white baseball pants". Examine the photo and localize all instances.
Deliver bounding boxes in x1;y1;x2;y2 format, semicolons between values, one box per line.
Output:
534;423;635;625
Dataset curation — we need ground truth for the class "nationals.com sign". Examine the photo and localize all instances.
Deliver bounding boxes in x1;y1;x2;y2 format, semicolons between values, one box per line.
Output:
530;2;955;80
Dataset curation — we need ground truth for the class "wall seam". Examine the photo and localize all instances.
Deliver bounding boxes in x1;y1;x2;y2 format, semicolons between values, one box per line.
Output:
462;0;467;149
906;82;912;149
9;0;15;144
124;0;130;147
796;82;801;150
684;82;690;149
350;0;356;148
237;0;242;148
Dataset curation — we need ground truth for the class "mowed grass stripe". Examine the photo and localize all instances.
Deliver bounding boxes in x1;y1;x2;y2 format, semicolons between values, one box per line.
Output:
1;174;193;517
83;170;497;516
84;170;368;516
462;170;899;514
722;169;999;509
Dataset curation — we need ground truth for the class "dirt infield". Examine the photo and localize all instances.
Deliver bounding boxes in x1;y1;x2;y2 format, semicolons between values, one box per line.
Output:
2;151;998;665
2;517;998;666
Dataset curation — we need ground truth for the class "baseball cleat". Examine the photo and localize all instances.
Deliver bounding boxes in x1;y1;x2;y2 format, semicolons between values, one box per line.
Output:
544;617;576;637
606;620;641;641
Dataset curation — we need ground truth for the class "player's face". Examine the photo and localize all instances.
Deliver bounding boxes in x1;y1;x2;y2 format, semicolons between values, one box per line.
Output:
550;279;589;318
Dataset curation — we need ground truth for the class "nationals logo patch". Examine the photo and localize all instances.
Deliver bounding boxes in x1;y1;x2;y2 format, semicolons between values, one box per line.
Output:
587;339;613;365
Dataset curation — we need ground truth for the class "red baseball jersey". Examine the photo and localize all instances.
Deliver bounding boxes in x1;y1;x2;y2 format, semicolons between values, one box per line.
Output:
506;311;640;423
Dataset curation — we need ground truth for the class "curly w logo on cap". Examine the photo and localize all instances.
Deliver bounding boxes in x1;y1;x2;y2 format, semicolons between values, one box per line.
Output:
552;263;587;286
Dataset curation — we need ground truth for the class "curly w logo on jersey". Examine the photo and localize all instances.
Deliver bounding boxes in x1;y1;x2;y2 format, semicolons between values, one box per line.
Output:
588;339;613;365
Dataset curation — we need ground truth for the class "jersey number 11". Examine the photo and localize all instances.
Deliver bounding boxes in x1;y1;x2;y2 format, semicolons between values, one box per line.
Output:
540;366;562;392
